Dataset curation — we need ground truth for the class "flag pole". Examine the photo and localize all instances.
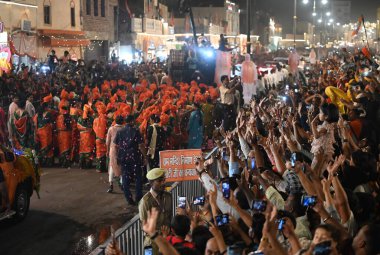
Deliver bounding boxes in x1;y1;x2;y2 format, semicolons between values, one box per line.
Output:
361;14;370;50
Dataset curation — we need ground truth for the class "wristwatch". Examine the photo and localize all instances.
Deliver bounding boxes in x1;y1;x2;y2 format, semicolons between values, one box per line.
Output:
150;231;159;240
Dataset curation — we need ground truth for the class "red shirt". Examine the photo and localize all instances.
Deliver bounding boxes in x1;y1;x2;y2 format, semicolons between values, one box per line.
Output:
166;235;195;249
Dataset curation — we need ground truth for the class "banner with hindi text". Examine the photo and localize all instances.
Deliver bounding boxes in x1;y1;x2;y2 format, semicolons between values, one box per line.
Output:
159;149;202;182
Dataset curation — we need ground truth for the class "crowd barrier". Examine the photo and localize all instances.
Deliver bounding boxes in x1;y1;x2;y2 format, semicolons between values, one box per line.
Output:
89;179;206;255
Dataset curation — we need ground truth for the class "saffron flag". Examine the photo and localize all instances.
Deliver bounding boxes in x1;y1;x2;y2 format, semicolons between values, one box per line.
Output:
362;47;371;60
352;15;363;36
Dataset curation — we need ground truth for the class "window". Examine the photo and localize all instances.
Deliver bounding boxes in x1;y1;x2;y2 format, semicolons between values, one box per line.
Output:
70;1;76;27
86;0;91;15
43;5;51;24
94;0;98;16
101;0;105;17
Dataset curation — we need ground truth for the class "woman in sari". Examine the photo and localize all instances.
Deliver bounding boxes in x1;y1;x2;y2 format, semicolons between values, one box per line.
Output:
77;104;95;169
187;103;204;149
11;99;34;150
34;99;54;167
93;101;108;173
56;100;72;168
70;100;81;164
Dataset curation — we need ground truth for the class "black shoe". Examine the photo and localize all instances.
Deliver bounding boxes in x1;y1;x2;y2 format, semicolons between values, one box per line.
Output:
127;198;136;205
107;185;113;193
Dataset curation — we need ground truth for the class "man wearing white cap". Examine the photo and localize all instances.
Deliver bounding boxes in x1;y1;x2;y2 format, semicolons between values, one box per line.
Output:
139;168;172;254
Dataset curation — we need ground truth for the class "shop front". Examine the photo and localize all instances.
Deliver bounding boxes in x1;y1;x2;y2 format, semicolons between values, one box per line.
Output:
127;17;176;62
9;31;38;68
38;29;90;62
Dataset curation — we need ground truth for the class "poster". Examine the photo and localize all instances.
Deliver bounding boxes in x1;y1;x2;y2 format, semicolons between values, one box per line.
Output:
159;149;202;182
0;46;11;76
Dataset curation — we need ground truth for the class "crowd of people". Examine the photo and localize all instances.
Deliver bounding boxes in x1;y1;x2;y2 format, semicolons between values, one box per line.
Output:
115;47;380;254
1;44;380;255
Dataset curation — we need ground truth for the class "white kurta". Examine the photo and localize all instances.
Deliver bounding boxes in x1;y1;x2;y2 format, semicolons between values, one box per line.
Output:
241;54;258;104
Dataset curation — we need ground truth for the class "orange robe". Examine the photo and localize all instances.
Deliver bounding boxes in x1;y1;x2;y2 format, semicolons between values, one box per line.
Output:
77;119;95;157
93;114;108;159
33;113;53;159
56;114;72;157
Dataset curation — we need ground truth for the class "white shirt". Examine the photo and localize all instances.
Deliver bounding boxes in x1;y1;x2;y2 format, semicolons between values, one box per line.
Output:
8;102;18;121
200;172;240;220
25;100;35;117
219;85;235;105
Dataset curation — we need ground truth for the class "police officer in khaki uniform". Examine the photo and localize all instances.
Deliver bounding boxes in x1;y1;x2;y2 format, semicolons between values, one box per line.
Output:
139;168;172;254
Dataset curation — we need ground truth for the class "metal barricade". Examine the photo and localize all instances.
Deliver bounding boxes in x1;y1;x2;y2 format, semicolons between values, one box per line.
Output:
89;179;205;255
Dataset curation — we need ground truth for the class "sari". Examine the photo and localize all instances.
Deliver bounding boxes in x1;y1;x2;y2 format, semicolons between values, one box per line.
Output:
34;111;54;166
93;114;108;171
70;107;81;163
77;116;95;168
187;109;204;149
56;114;72;166
11;110;34;150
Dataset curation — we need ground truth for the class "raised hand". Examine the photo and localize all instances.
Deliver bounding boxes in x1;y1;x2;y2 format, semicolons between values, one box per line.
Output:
142;207;160;236
160;225;170;238
207;183;218;206
224;190;239;208
326;155;345;176
263;204;278;238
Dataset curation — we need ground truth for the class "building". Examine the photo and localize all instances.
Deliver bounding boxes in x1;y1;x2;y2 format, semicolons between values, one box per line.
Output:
0;0;88;63
0;0;38;64
191;0;240;36
173;0;242;50
119;0;175;62
331;1;351;25
37;0;88;61
81;0;119;62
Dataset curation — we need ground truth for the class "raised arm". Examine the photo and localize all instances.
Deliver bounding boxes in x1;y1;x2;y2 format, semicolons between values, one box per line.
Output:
327;156;351;224
142;208;180;255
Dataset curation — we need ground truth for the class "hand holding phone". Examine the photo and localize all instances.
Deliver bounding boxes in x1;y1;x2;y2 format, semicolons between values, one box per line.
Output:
222;179;230;199
277;218;286;231
252;200;267;212
291;152;304;167
215;214;229;226
178;196;187;209
193;196;205;206
313;240;332;255
144;246;153;255
302;195;317;207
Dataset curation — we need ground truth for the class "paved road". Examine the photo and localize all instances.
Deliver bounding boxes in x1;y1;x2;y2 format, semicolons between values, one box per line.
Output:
0;167;141;255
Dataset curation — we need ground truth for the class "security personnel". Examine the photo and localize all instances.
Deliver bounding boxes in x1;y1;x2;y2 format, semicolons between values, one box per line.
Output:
139;168;172;254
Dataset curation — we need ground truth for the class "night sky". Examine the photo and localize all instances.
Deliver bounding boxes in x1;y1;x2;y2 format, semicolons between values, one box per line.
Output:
237;0;379;33
166;0;379;33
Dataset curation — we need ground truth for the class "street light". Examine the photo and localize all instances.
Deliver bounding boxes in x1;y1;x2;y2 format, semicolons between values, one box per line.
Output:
293;0;311;49
329;18;333;23
321;0;328;4
293;0;297;48
318;18;322;23
326;12;331;16
312;12;317;16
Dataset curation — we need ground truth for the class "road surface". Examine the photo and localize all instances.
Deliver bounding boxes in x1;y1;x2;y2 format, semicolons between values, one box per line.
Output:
0;167;141;255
